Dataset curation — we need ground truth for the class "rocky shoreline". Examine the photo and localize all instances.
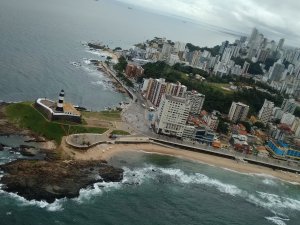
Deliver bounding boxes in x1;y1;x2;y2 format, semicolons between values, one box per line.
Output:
0;102;124;203
0;159;123;203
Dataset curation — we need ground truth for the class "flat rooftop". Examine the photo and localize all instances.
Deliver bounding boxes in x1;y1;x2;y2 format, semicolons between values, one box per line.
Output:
165;94;186;103
63;103;81;116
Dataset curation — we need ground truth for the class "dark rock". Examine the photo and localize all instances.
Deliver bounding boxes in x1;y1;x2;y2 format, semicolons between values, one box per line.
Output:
87;43;105;50
0;143;6;151
19;145;38;157
0;160;123;203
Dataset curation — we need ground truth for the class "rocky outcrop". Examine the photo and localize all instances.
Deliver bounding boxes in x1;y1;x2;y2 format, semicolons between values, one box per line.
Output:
0;160;123;203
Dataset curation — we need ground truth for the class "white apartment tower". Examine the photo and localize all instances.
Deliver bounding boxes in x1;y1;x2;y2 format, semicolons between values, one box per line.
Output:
186;90;205;115
258;99;274;125
155;94;191;137
281;98;297;114
228;102;250;123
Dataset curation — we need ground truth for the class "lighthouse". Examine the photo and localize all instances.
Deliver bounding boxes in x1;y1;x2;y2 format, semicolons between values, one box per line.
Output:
56;89;64;112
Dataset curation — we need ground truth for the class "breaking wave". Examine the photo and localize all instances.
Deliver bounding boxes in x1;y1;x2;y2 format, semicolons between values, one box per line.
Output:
0;189;64;212
265;216;290;225
121;166;300;215
1;164;300;217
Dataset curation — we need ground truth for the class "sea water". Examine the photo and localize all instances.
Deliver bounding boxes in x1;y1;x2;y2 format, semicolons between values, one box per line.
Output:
0;150;300;225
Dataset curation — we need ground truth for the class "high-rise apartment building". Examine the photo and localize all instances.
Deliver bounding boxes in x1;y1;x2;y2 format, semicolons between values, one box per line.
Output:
268;62;285;81
258;99;274;125
281;98;297;114
144;78;187;107
155;94;191;137
186;90;205;115
228;102;250;123
242;61;250;74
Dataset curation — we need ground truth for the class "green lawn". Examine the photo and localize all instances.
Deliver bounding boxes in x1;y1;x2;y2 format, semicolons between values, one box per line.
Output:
208;82;233;94
5;103;108;144
111;130;130;135
82;110;121;121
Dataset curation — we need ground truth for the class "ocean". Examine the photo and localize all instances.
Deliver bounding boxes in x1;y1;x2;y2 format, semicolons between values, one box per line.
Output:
0;144;300;225
0;0;299;224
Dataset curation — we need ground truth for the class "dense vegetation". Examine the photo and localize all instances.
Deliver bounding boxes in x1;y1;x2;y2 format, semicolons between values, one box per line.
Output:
140;61;283;115
5;103;107;143
186;43;220;57
113;56;134;87
231;57;263;75
113;56;127;72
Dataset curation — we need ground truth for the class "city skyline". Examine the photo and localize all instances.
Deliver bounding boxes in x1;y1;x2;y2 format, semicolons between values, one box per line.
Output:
116;0;300;47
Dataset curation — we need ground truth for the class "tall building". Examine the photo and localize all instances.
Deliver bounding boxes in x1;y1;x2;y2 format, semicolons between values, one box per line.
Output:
258;99;274;125
173;41;186;52
219;41;229;55
147;78;167;107
160;42;172;59
144;78;187;107
155;94;191;137
280;112;295;126
165;82;187;98
248;28;258;46
191;51;201;67
281;98;297;114
186;90;205;115
242;61;250;74
277;38;285;50
221;47;233;64
268;62;285;81
228;102;250;123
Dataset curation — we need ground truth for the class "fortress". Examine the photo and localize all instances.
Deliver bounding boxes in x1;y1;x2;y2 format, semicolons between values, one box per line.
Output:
35;90;81;123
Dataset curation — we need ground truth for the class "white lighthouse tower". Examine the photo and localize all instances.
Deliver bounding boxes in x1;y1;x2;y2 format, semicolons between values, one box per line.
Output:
56;89;64;112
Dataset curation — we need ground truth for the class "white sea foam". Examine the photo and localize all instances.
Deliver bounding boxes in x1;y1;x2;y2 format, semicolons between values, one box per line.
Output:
256;191;300;211
122;166;300;215
86;50;107;58
265;216;289;225
83;59;91;65
74;181;121;204
0;189;64;211
121;166;242;196
69;61;81;67
262;178;278;186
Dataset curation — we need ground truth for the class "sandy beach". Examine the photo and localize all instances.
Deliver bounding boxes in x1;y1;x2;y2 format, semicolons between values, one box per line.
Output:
60;138;300;184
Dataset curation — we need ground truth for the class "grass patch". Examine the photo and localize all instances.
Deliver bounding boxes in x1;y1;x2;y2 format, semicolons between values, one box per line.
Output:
111;130;130;135
208;82;232;94
82;110;121;121
5;103;107;144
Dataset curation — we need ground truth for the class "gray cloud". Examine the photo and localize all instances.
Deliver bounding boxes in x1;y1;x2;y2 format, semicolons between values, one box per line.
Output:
117;0;300;46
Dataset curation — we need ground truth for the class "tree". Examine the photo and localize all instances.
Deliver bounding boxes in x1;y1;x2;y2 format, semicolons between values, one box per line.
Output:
218;119;229;134
240;121;252;132
253;121;265;129
264;58;277;70
248;62;263;75
113;56;127;72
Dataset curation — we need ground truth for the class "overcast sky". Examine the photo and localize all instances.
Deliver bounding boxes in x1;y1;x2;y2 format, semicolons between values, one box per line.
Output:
116;0;300;47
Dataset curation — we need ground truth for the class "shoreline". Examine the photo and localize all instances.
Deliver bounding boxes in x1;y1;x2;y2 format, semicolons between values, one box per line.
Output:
60;139;300;184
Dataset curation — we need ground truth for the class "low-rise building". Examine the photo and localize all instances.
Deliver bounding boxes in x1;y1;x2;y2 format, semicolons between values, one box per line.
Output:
267;140;300;160
34;90;81;123
125;63;144;78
